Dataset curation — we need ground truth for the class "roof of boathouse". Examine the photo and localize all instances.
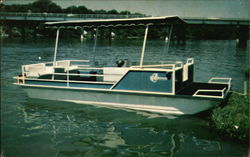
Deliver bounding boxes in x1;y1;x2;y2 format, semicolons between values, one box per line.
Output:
45;16;186;28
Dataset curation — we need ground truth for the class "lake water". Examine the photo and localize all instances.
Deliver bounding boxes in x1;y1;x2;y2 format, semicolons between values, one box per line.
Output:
1;39;249;157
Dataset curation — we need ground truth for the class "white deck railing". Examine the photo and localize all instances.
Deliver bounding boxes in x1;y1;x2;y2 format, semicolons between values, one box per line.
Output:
208;77;232;84
192;77;232;98
20;60;130;85
192;87;227;98
17;59;194;92
209;77;232;92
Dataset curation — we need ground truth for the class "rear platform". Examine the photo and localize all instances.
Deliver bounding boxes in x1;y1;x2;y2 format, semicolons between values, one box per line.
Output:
177;82;229;98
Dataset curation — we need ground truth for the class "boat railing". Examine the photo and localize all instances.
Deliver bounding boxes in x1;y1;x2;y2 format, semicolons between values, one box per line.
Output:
186;58;194;64
208;77;232;92
20;71;120;85
208;77;232;85
23;60;89;68
52;70;124;78
192;77;232;98
20;66;129;85
22;60;90;73
131;63;178;70
131;58;193;71
192;87;227;98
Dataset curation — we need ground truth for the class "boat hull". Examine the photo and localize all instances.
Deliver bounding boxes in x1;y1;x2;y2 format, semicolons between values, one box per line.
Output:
21;85;223;115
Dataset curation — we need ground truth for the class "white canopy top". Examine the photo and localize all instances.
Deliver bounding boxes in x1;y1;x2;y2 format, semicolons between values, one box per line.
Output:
45;16;186;28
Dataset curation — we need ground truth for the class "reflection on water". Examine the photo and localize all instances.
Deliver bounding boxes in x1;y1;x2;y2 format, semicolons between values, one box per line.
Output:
1;39;249;157
6;99;245;157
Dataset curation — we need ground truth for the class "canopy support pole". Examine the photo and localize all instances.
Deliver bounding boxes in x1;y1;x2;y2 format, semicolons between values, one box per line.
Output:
140;24;149;68
53;28;60;67
93;28;99;66
79;27;84;54
166;24;173;54
52;28;60;80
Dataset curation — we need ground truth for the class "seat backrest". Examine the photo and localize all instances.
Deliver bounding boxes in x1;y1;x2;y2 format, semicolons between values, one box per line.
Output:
103;67;129;82
24;63;46;77
56;60;70;68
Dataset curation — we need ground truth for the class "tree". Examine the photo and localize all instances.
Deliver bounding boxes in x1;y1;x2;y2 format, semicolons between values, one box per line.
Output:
87;9;94;14
4;4;32;12
76;6;89;14
31;0;61;13
63;6;77;13
107;9;119;14
0;4;4;12
32;0;51;12
120;11;131;15
48;3;61;13
94;9;107;14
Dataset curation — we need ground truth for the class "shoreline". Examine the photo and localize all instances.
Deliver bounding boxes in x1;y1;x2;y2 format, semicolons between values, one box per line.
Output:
210;92;249;142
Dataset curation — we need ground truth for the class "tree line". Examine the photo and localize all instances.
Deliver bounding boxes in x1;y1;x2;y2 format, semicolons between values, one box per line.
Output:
0;0;239;40
1;0;143;16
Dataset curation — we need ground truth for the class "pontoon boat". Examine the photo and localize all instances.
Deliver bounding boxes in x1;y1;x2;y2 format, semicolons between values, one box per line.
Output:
14;16;232;115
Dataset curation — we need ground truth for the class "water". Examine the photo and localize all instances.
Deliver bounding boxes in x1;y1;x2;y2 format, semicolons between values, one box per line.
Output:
1;39;249;157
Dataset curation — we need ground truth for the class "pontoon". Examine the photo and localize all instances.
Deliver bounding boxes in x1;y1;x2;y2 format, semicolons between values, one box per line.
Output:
14;16;232;115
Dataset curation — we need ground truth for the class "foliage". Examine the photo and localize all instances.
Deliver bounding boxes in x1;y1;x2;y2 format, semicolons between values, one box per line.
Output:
107;9;119;14
4;4;32;12
120;11;131;15
211;92;249;142
2;0;239;40
93;9;107;14
2;0;137;15
62;5;93;14
3;0;61;13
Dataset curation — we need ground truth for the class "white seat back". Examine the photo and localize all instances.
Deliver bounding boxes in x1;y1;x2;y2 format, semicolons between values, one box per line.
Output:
24;63;46;77
103;67;129;82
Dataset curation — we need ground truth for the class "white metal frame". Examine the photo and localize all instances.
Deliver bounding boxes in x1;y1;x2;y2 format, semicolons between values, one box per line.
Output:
186;58;194;64
16;58;232;99
192;88;227;98
17;59;196;96
17;61;183;96
193;77;232;98
172;64;176;95
209;77;232;92
209;77;232;84
140;24;150;68
53;28;60;68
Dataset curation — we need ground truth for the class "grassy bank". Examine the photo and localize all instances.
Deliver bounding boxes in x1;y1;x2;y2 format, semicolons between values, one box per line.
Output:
211;92;249;142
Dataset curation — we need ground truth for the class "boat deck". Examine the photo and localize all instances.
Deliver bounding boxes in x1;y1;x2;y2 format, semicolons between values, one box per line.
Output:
15;59;231;99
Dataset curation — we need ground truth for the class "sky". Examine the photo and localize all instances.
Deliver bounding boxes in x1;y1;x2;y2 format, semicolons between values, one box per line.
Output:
3;0;249;19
